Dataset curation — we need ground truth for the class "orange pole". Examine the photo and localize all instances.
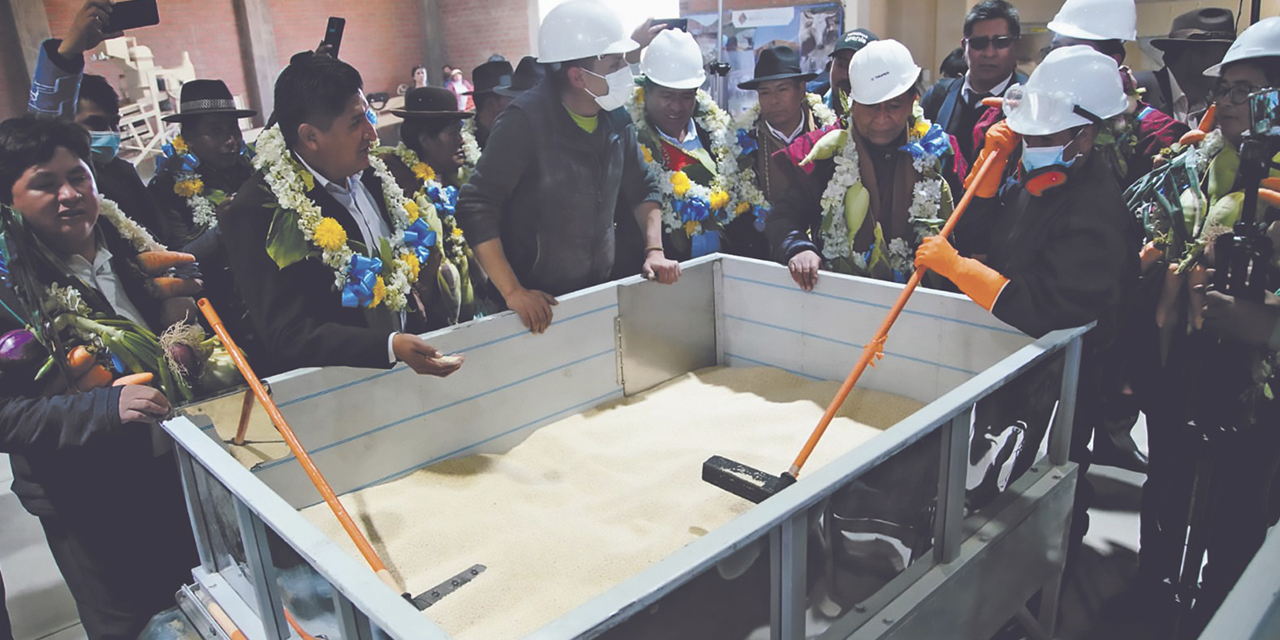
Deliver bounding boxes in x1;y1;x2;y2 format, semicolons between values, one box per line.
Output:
787;148;1011;477
197;298;401;593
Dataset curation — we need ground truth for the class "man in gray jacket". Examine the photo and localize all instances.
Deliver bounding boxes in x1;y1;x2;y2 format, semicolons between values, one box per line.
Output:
455;0;679;334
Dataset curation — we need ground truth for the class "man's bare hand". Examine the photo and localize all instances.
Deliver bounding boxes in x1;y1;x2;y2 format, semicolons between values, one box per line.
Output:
59;0;120;58
642;252;681;284
392;333;465;377
626;18;670;63
118;384;170;424
505;287;558;334
788;250;822;291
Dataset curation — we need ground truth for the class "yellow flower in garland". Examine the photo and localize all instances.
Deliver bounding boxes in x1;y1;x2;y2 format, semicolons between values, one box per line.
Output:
172;135;189;155
404;199;421;222
451;226;464;238
641;144;654;164
670;171;692;198
910;118;930;141
401;252;421;282
369;276;387;308
174;177;204;198
735;201;752;215
412;162;435;182
709;190;730;211
684;220;701;236
313;217;348;252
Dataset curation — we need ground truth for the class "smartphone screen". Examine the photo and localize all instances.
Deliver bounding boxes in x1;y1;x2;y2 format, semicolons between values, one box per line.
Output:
653;18;688;32
102;0;160;33
323;17;346;60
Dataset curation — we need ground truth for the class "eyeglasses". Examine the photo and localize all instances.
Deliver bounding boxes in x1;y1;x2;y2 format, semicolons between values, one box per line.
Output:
1210;82;1263;106
965;35;1017;51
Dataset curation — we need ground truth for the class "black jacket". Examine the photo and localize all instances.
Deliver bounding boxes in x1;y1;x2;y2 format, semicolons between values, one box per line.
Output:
148;156;253;249
1134;68;1174;120
1;220;167;518
455;80;660;296
95;156;164;239
953;153;1139;339
922;71;1027;164
219;166;420;377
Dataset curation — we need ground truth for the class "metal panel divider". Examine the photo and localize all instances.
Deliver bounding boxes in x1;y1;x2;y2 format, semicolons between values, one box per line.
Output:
770;512;809;640
235;501;288;639
935;410;972;564
1049;335;1083;466
178;448;217;573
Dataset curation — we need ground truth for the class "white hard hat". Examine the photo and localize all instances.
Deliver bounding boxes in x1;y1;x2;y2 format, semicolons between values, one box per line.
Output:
641;29;706;90
537;0;639;64
1003;45;1129;136
848;40;921;105
1048;0;1137;42
1204;16;1280;77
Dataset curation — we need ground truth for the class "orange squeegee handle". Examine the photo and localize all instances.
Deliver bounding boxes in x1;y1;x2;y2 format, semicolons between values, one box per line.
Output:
787;147;1011;477
197;298;400;593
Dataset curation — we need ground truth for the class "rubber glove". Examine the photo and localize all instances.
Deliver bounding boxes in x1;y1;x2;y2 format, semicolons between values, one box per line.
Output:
914;236;1009;311
965;121;1019;199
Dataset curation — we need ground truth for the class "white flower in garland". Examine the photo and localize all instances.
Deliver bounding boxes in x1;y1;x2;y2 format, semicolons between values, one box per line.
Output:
381;143;471;265
627;86;755;237
459;118;482;169
817;139;863;260
252;126;419;311
97;197;163;253
733;93;839;135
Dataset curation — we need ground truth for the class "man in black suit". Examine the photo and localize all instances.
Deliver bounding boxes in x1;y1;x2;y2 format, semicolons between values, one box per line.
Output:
219;56;463;378
1135;8;1235;127
921;0;1027;165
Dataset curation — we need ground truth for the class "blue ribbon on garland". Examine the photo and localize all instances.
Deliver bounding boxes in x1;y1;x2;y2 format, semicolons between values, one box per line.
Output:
341;255;382;308
426;184;458;216
403;219;437;264
736;129;757;155
900;123;950;160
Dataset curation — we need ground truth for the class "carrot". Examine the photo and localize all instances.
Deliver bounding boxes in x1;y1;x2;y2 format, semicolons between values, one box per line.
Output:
1261;177;1280;191
74;364;112;392
135;251;195;276
1186;263;1209;331
980;97;1003;108
1179;130;1207;146
112;372;155;387
1139;241;1164;274
1198;104;1217;133
146;277;202;299
1155;263;1185;329
1261;188;1280;209
65;344;96;378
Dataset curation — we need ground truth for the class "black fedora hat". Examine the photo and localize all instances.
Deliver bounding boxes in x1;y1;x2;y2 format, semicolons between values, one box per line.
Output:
162;79;256;122
738;46;817;90
465;59;515;96
390;87;475;119
1151;8;1237;51
494;56;541;98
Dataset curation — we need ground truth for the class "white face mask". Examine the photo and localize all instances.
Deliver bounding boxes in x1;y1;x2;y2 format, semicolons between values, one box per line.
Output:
582;66;634;112
1020;142;1070;173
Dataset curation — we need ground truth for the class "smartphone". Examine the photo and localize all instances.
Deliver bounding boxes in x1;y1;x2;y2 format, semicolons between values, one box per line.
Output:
102;0;159;33
323;17;346;60
1249;88;1279;139
653;18;688;32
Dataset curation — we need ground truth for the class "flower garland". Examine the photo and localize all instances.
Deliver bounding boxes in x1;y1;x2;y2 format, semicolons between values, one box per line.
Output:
98;197;163;253
731;93;838;226
160;135;228;231
459;118;482;169
816;101;950;280
380;143;469;263
627;86;761;238
733;93;838;136
253;126;425;311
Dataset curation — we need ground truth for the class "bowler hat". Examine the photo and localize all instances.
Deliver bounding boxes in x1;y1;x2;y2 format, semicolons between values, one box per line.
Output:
1151;8;1237;51
162;79;256;122
738;46;817;90
390;87;475;119
494;56;541;98
465;60;515;95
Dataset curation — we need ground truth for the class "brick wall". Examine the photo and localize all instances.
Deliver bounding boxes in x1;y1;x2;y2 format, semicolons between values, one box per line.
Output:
42;0;250;109
267;0;427;96
0;2;31;121
438;0;533;85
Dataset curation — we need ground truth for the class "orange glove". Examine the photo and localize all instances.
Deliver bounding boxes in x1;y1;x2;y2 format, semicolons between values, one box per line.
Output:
914;236;1009;311
965;121;1020;199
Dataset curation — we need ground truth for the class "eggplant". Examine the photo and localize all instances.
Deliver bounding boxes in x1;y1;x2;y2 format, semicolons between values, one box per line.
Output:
0;329;49;377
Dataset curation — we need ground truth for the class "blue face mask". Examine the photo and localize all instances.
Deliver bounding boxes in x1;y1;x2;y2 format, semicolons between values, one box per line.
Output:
1020;142;1070;173
89;130;121;164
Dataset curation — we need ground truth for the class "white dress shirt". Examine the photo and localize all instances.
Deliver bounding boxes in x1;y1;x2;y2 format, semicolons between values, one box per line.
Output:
656;117;706;153
766;114;807;145
963;72;1015;106
297;156;403;362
